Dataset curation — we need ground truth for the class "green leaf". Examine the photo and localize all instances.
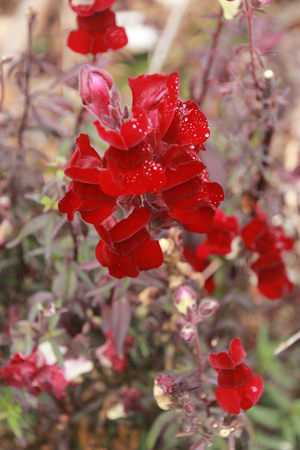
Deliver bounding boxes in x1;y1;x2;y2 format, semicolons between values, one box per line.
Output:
145;410;178;450
7;416;23;438
255;432;293;450
85;279;118;299
6;214;52;248
50;339;65;369
118;277;131;297
248;406;281;430
264;383;292;411
44;213;56;262
0;412;7;420
52;264;78;300
72;263;94;289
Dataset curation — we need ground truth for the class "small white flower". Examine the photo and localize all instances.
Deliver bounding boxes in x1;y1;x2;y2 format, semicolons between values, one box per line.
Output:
218;0;242;20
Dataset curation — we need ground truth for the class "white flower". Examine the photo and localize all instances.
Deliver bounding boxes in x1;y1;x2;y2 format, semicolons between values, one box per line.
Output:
218;0;242;20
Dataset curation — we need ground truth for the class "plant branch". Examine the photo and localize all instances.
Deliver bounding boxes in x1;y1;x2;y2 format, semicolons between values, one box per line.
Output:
18;8;35;155
244;0;260;90
197;7;223;107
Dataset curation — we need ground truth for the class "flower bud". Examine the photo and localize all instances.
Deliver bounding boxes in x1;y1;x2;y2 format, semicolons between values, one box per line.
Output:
261;0;273;5
198;299;219;319
180;323;195;342
174;285;197;316
0;196;11;210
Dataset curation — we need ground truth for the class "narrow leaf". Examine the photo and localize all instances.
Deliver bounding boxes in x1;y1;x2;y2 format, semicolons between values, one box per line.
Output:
6;214;52;248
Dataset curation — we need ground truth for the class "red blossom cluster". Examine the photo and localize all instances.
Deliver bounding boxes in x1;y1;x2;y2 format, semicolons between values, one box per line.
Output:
209;338;264;414
241;206;294;300
67;0;128;55
183;206;294;300
59;66;224;278
0;351;68;398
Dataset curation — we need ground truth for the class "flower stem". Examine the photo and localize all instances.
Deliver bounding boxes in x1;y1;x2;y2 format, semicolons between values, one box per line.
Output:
244;0;260;90
192;315;202;380
228;435;235;450
197;7;223;107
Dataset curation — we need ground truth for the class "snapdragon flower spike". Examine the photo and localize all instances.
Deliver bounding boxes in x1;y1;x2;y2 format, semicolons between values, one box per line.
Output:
68;0;118;16
99;142;166;196
209;338;264;415
67;9;128;55
0;351;68;398
58;134;117;224
95;207;163;278
196;210;238;259
251;252;294;300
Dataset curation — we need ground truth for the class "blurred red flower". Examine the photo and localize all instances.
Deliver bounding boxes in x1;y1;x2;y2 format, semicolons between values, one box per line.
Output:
67;9;127;55
0;351;68;398
196;210;238;258
209;338;264;414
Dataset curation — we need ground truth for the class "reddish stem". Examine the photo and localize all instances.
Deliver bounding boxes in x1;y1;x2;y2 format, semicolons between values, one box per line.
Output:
198;7;223;107
192;314;202;380
244;0;260;89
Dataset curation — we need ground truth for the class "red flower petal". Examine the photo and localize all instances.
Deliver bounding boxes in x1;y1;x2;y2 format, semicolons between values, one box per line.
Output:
97;207;152;245
163;100;210;146
228;338;247;366
243;374;264;408
58;188;83;222
94;107;149;150
129;72;179;143
215;386;241;414
65;134;103;184
69;0;118;16
135;237;164;271
181;207;216;234
209;352;234;370
218;363;254;389
159;145;206;190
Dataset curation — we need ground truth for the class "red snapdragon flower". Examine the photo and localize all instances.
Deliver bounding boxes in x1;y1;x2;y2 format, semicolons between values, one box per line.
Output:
58;134;117;224
196;210;238;258
241;206;294;300
251;252;294;300
95;329;134;371
68;0;117;16
241;207;294;255
95;207;163;278
0;351;68;398
67;9;128;55
209;338;264;414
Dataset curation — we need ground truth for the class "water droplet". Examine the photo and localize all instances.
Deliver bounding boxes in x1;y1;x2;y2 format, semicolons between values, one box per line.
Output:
133;124;136;128
205;133;209;138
